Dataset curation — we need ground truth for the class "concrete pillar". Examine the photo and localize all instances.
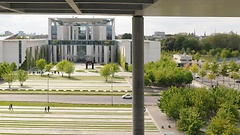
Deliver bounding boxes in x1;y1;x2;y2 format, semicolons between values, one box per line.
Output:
95;45;99;63
53;45;57;63
74;45;77;62
132;16;144;135
111;45;115;62
104;46;109;64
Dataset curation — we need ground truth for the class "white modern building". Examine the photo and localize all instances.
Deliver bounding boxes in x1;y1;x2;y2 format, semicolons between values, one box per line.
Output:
48;18;116;64
117;40;161;65
0;36;47;68
173;53;192;67
0;18;161;69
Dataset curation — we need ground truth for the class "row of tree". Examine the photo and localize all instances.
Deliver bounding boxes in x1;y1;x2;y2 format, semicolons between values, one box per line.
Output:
36;59;75;78
0;62;28;88
188;59;240;86
161;32;240;56
159;86;240;135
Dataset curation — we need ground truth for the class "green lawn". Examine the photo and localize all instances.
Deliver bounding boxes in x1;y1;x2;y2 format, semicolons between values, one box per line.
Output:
0;101;131;107
28;75;126;81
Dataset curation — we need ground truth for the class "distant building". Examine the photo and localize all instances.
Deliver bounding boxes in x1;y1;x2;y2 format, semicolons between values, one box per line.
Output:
117;40;161;65
5;31;13;35
18;31;25;36
173;53;192;67
154;31;165;37
48;18;116;64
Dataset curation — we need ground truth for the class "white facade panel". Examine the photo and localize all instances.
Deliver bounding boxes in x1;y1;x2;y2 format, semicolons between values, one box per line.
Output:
117;40;161;64
0;40;3;62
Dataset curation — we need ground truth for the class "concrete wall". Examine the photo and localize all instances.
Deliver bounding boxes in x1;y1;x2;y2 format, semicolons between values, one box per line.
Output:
117;40;161;64
0;39;47;67
144;41;161;63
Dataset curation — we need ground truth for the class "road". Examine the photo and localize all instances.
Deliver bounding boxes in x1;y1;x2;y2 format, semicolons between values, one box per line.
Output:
0;94;159;105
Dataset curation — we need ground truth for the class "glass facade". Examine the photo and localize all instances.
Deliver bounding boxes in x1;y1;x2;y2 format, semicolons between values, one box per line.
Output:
51;26;57;39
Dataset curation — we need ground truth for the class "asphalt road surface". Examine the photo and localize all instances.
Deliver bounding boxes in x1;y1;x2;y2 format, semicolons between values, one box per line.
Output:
0;94;159;105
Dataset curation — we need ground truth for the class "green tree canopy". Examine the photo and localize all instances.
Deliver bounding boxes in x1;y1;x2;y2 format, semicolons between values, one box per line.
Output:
218;60;228;83
177;107;204;135
0;62;11;79
64;61;75;78
17;69;28;86
2;71;15;88
121;33;132;39
99;64;111;81
109;63;120;77
45;63;54;73
56;60;68;77
36;58;47;76
10;62;17;71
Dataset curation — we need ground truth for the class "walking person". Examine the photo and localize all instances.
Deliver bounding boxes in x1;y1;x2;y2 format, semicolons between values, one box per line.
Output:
47;106;50;113
8;104;13;110
44;107;47;113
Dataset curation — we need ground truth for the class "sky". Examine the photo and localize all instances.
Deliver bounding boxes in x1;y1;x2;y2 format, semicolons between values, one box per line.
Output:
1;14;240;36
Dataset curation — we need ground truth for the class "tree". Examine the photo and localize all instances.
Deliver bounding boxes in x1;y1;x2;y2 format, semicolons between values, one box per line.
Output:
220;49;230;58
194;52;201;62
121;33;132;39
209;61;218;74
0;62;11;79
230;71;240;87
231;50;239;58
161;37;176;51
9;62;17;71
109;63;120;77
177;107;204;135
64;61;75;78
190;63;199;76
36;58;47;76
99;64;111;81
2;71;15;88
207;116;239;135
56;60;68;77
45;63;54;73
198;69;206;83
229;60;238;72
207;72;216;86
202;61;210;72
218;60;228;84
17;69;28;86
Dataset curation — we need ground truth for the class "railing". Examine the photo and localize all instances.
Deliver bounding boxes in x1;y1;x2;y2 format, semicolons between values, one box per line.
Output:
48;40;116;46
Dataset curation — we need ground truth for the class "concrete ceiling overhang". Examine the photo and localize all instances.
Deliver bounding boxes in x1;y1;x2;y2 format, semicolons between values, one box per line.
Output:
0;0;240;17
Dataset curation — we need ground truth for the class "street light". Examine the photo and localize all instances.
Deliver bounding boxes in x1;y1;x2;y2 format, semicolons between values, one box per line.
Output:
47;73;50;103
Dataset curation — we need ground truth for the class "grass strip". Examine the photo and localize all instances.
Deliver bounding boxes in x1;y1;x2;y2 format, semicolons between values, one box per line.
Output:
0;101;132;108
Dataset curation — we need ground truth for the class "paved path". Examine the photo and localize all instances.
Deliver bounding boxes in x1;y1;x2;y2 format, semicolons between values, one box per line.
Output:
0;106;160;135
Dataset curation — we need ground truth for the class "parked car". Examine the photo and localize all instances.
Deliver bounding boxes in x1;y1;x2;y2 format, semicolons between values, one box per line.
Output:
194;74;200;78
122;94;132;99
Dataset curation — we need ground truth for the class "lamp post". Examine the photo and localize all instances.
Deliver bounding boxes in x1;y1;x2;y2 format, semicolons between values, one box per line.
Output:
47;73;49;103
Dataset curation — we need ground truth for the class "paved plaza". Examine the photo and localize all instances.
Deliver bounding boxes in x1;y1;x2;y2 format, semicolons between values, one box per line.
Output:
0;106;161;135
0;64;132;91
